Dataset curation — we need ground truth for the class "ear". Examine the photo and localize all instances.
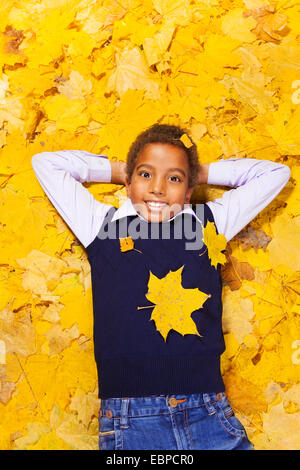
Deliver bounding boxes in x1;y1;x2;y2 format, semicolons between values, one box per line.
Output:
125;176;131;198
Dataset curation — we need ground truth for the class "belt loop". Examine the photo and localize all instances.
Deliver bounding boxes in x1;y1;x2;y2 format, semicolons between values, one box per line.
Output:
120;398;129;428
203;393;216;416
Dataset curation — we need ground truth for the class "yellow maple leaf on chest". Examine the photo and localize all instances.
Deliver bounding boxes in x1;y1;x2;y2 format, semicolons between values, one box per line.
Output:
145;266;211;342
202;220;227;268
119;236;134;252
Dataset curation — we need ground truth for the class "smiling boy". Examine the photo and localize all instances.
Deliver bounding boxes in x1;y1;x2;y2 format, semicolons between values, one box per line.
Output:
32;123;290;450
124;142;198;223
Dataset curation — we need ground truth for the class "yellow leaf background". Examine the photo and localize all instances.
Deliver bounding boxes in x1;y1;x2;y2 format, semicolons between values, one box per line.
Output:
0;0;299;450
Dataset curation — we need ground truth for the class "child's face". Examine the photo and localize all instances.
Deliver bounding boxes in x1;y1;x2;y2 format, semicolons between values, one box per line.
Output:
125;143;195;223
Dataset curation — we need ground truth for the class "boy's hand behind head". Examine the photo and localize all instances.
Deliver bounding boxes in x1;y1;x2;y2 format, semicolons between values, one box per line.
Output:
197;163;210;185
110;160;127;185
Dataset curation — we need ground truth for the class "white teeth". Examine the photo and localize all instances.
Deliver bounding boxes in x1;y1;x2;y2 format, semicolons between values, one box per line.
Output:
146;201;168;208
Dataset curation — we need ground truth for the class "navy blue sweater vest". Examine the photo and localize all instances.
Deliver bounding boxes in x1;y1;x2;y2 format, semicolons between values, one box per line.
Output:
85;203;226;399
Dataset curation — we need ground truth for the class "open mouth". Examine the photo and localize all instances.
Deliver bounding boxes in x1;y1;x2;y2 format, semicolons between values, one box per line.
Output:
144;201;169;212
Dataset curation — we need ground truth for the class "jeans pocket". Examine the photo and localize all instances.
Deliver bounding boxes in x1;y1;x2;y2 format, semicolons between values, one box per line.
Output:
99;429;116;450
99;412;117;450
215;394;247;438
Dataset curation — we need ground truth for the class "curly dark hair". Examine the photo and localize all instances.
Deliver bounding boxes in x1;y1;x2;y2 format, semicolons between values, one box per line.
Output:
126;124;200;188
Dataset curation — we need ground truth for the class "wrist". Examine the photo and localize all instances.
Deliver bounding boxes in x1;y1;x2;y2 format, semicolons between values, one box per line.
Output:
197;163;210;185
110;160;126;185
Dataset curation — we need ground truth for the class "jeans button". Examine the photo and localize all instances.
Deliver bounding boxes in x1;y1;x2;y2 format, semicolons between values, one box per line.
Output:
169;397;178;408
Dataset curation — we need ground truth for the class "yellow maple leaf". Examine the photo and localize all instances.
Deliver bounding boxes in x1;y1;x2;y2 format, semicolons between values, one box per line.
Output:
119;236;134;252
106;46;160;100
268;213;300;271
179;133;193;148
69;390;100;427
221;8;257;42
222;286;255;344
0;304;36;357
145;266;211;341
57;70;92;100
202;220;227;268
143;23;175;66
262;402;300;450
266;101;300;155
43;94;89;132
50;403;98;450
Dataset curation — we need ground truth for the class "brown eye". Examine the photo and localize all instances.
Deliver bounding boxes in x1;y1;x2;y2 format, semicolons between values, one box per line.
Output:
169;176;181;182
139;171;151;178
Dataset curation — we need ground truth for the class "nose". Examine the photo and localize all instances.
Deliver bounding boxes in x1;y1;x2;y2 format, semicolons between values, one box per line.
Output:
149;175;165;195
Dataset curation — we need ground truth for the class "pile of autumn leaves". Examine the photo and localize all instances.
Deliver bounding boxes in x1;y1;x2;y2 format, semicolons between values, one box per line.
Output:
0;0;299;450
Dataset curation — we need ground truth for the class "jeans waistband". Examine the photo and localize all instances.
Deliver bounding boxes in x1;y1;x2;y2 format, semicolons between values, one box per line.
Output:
100;392;226;419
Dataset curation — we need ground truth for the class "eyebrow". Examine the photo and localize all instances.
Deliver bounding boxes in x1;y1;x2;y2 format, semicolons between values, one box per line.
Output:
136;163;186;178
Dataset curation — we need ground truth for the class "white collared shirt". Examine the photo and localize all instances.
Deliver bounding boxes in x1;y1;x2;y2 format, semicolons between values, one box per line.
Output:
110;196;199;223
31;150;291;248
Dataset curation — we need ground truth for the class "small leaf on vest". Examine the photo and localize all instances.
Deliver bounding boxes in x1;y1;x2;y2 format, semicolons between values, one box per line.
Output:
119;236;134;252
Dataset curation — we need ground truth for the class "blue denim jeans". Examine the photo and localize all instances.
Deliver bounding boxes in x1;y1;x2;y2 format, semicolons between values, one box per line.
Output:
98;392;254;450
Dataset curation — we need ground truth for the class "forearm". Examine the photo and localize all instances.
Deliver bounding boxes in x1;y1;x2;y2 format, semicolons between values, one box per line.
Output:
110;160;126;185
197;163;210;185
32;150;112;184
205;157;290;187
31;150;114;247
205;157;291;242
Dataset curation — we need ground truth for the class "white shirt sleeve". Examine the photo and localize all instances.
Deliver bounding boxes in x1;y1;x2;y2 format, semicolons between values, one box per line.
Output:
31;150;113;248
205;157;291;242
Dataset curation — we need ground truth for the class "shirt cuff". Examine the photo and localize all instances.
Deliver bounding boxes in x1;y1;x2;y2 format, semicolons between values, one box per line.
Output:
88;155;112;183
207;158;239;187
